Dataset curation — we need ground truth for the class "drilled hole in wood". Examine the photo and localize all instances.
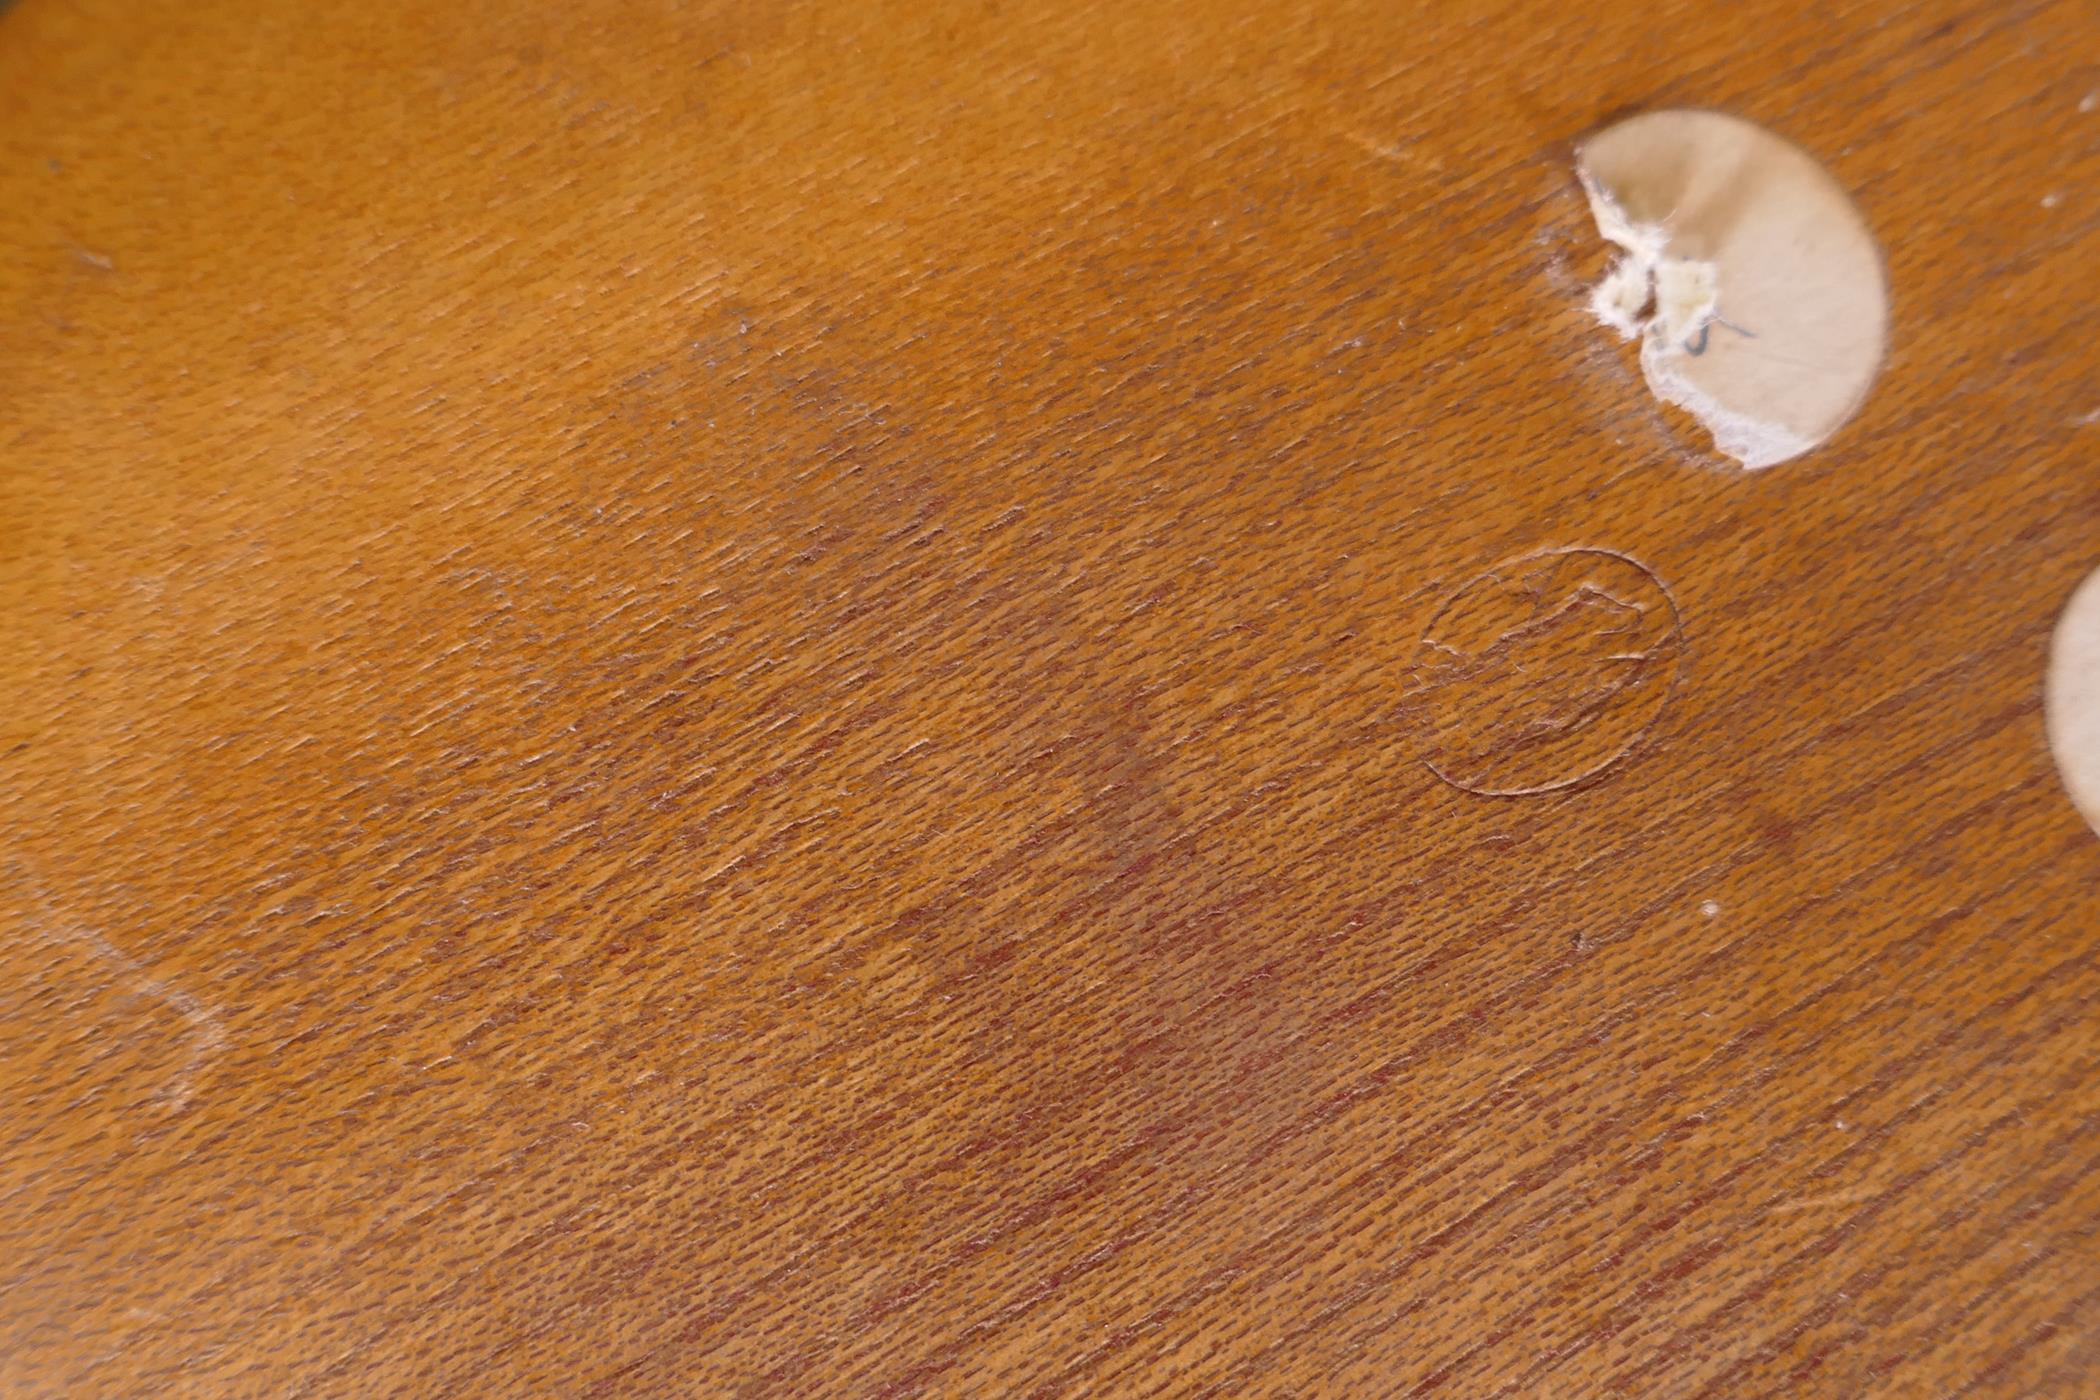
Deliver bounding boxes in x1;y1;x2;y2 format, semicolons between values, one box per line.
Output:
1578;109;1889;469
2047;566;2100;838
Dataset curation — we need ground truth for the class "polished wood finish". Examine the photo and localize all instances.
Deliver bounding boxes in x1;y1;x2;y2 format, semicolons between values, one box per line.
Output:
4;0;2099;1393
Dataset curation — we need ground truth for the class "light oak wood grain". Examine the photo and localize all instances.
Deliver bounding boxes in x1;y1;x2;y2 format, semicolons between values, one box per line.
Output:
4;0;2099;1393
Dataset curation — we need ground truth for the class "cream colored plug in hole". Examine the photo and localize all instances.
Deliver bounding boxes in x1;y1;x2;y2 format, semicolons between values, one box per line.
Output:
1577;109;1888;469
2047;567;2100;839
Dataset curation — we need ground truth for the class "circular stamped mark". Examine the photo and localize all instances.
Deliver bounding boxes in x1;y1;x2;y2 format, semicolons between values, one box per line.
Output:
1410;548;1683;796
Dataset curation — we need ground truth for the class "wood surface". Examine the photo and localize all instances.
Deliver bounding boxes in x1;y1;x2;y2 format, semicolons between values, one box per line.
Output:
4;0;2100;1393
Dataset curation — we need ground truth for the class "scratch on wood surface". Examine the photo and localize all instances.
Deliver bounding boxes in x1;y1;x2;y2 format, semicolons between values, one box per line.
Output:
14;870;228;1109
1344;131;1446;172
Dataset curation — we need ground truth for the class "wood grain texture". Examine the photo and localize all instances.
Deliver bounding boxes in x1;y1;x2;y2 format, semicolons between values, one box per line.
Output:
3;0;2099;1393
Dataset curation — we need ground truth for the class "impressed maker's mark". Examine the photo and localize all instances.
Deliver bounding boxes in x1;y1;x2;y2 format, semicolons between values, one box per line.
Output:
1410;548;1683;797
